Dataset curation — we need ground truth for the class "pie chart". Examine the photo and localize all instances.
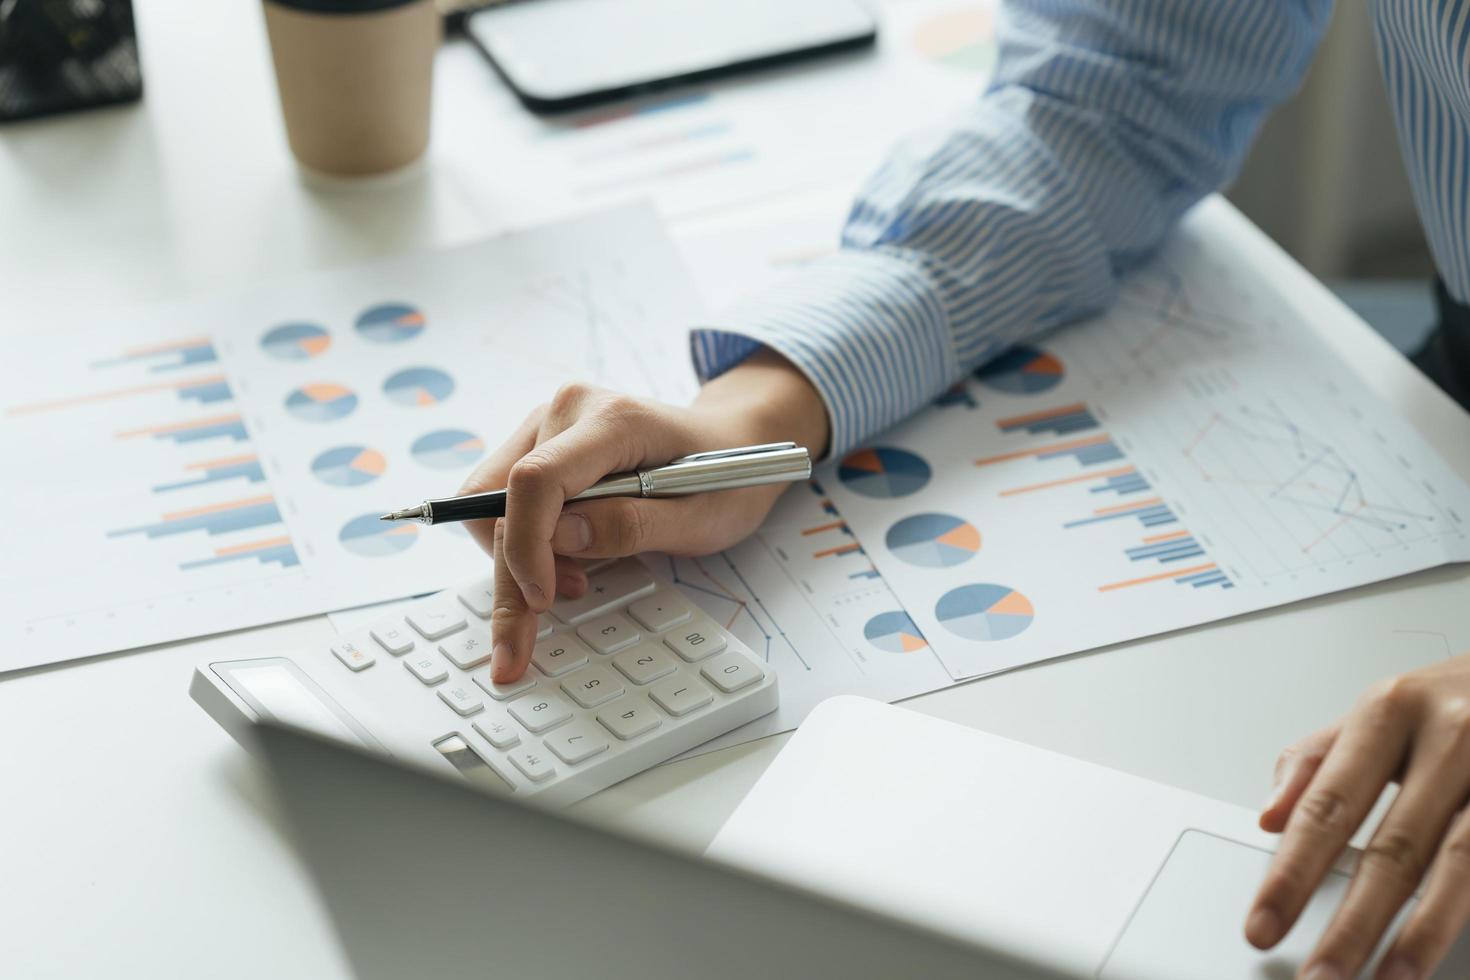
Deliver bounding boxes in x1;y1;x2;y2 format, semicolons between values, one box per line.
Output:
285;382;358;422
312;445;387;487
913;7;996;73
339;512;418;557
886;513;981;568
411;429;485;470
261;322;331;361
356;302;425;344
384;366;454;407
935;583;1034;641
864;611;929;653
838;447;932;498
974;346;1065;395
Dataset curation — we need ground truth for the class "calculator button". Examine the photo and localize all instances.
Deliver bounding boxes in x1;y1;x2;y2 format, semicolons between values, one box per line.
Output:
438;684;484;717
575;613;640;655
473;710;521;750
406;605;467;641
663;615;728;663
440;630;492;670
611;643;677;686
560;664;625;708
509;693;574;733
530;635;592;678
598;700;662;741
536;614;554;640
457;581;494;619
550;559;655;624
331;641;375;672
369;621;415;655
628;591;693;632
649;677;714;717
405;652;449;685
473;673;536;701
544;721;610;765
700;652;763;693
508;747;556;783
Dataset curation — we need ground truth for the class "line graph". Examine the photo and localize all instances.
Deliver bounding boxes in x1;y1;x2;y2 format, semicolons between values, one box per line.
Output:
1180;403;1439;555
664;553;809;670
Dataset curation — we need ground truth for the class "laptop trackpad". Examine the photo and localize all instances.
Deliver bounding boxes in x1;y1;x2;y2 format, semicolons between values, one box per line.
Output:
1100;829;1470;979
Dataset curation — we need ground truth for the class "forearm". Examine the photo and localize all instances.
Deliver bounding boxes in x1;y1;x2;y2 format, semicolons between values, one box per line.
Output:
695;0;1331;456
692;347;830;461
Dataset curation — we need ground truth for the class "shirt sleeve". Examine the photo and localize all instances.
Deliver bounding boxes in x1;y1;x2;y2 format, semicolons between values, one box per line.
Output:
690;0;1332;458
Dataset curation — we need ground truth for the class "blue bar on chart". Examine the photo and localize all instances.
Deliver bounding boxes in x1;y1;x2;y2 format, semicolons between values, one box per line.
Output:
6;373;234;418
1125;531;1206;565
154;454;266;493
108;494;283;540
179;535;300;571
996;402;1099;437
1064;496;1179;530
93;337;219;373
177;377;233;406
1092;469;1151;496
117;413;250;445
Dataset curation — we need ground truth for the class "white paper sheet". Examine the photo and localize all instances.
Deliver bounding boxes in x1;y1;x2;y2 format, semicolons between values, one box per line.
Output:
0;206;698;670
821;201;1470;680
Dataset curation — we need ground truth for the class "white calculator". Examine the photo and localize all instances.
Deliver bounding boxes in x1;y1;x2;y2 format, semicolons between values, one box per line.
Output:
191;559;779;808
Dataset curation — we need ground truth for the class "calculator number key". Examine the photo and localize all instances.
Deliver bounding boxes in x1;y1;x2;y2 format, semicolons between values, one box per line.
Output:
509;693;574;733
560;665;625;708
508;747;556;783
544;721;610;765
406;605;467;641
663;615;728;663
628;591;692;632
405;652;449;685
597;700;661;741
575;613;640;655
649;677;714;717
331;641;375;672
611;643;677;686
530;635;592;678
700;652;763;694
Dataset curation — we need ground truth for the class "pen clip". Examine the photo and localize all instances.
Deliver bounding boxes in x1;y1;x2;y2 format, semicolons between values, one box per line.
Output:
667;442;797;466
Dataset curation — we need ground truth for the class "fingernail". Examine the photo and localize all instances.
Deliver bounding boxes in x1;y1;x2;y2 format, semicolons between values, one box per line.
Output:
525;581;546;604
1264;764;1291;811
1245;906;1283;948
490;641;513;681
1380;956;1419;980
1302;963;1343;980
552;513;591;554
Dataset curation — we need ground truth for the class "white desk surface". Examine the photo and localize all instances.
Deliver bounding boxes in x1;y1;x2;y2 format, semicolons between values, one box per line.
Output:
3;3;1469;978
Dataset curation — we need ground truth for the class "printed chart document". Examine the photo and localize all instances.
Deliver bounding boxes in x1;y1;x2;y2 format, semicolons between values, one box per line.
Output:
0;207;698;671
822;200;1470;680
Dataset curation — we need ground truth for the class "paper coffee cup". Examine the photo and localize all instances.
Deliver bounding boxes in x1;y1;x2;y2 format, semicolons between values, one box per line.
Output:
262;0;440;177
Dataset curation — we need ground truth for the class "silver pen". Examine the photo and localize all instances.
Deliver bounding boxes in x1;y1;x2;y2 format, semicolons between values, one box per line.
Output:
380;442;812;525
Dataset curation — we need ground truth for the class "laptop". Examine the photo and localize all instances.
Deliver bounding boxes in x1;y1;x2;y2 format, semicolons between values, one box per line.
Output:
255;721;1072;980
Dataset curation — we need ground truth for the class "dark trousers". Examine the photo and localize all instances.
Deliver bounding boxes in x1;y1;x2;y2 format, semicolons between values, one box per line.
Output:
1416;279;1470;412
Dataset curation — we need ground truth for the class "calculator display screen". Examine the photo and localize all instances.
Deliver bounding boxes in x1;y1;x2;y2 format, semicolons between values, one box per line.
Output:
222;661;363;746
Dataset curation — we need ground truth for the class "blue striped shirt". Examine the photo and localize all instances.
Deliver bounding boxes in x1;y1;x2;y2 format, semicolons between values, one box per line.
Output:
691;0;1468;457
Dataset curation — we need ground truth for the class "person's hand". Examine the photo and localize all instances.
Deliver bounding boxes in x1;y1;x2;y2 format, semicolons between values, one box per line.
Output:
460;349;829;685
1246;652;1470;979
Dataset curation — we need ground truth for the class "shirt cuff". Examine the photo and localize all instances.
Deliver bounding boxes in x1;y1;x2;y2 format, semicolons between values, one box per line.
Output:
689;249;956;459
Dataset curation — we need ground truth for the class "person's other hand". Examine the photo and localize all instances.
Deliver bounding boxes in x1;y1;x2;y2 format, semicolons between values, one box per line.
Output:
1246;652;1470;979
461;349;829;684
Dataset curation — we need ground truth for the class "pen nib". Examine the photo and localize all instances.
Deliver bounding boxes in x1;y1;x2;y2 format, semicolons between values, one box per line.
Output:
380;506;425;522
